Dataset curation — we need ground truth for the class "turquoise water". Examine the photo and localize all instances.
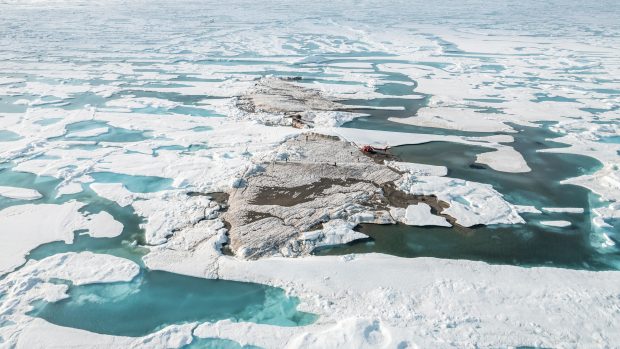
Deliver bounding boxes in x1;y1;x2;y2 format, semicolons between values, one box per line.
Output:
0;130;22;142
28;270;316;337
0;163;61;210
0;0;618;342
192;126;212;132
58;120;149;143
170;105;219;117
317;211;615;269
89;172;173;193
16;181;317;336
0;131;316;339
600;135;620;144
0;166;314;337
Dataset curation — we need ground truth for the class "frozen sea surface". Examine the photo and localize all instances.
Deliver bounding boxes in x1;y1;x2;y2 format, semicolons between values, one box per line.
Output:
0;0;619;347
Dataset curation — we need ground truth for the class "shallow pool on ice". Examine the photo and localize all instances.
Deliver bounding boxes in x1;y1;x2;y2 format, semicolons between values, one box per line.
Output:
28;270;316;337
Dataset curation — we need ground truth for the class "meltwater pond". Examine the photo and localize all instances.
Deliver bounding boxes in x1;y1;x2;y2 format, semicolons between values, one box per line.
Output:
90;172;173;193
17;177;317;337
57;120;149;143
28;270;316;337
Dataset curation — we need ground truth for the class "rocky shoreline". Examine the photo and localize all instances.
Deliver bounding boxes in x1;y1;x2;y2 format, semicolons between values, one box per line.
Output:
223;132;456;259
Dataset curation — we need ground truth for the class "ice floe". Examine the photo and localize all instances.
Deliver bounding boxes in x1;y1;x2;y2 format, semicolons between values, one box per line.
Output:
0;202;123;274
542;207;585;214
0;0;619;347
90;182;135;207
399;203;452;227
301;219;368;250
390;106;514;133
0;186;42;200
0;252;194;349
540;220;572;228
397;174;524;227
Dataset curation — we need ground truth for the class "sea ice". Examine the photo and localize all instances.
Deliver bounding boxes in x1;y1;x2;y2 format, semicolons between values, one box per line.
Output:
301;219;369;249
65;126;109;138
540;220;572;228
0;202;123;274
542;207;585;214
83;211;124;238
398;174;524;227
402;203;451;227
90;182;135;207
0;186;43;200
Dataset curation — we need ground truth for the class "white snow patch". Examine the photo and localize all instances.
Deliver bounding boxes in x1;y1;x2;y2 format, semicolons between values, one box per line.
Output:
403;203;451;227
132;192;216;245
7;320;196;349
390;106;513;133
310;111;363;127
0;186;42;200
301;219;368;249
56;182;84;197
398;174;524;227
542;207;585;214
540;220;572;228
90;182;135;207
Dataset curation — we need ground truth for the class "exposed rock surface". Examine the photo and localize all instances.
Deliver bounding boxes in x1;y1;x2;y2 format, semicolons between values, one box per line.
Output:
234;77;358;127
223;133;449;259
221;79;527;259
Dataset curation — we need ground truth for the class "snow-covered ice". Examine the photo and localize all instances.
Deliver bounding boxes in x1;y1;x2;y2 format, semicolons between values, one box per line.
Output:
542;207;585;214
0;202;123;274
397;174;525;227
0;186;42;200
540;220;572;228
402;203;452;227
0;0;619;347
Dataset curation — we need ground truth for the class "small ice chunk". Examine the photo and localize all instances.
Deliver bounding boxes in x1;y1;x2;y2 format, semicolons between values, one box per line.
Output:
56;182;84;197
0;186;43;200
302;219;367;248
542;207;584;214
0;201;84;273
84;211;124;238
403;203;451;227
476;147;531;173
540;220;572;228
593;216;612;228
